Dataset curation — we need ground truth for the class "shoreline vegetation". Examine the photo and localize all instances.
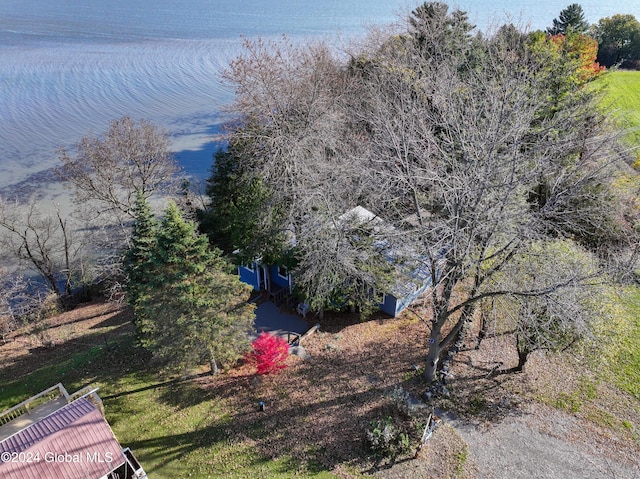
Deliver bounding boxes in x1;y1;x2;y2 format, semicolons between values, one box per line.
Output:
2;2;640;477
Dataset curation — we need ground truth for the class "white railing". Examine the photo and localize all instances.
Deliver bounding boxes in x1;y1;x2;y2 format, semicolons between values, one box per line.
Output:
0;383;105;428
0;383;70;426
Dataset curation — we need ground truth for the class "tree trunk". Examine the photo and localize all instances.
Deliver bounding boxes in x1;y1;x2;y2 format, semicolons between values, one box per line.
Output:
424;341;442;383
209;355;220;375
424;322;443;382
497;339;530;375
514;347;529;373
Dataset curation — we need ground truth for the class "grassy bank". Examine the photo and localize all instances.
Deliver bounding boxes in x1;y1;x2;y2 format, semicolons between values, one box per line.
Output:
598;70;640;149
1;289;639;477
0;301;475;477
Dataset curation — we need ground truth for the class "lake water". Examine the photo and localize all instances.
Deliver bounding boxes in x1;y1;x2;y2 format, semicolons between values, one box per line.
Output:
1;0;638;194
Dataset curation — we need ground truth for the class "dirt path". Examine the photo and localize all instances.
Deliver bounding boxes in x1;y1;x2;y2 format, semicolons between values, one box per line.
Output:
444;404;640;479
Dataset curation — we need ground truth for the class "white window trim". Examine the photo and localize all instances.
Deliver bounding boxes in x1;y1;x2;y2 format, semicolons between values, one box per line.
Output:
277;265;288;279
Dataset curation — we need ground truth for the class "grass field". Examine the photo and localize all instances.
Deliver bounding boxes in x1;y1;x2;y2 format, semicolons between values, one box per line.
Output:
609;287;640;399
598;70;640;149
598;71;640;398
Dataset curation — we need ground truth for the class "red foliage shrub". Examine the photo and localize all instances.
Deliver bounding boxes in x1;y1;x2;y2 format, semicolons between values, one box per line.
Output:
250;332;290;375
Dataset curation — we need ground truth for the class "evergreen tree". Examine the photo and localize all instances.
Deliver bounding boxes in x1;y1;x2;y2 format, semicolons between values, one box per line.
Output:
198;146;287;263
409;2;477;62
547;4;590;35
123;191;157;313
135;202;255;374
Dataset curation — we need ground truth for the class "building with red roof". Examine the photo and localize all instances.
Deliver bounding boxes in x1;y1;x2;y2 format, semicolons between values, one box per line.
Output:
0;384;146;479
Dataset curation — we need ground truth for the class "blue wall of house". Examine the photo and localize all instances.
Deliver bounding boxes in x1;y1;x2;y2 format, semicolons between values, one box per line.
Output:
239;261;431;317
238;263;290;292
269;265;290;290
380;294;398;316
238;264;260;291
390;280;432;316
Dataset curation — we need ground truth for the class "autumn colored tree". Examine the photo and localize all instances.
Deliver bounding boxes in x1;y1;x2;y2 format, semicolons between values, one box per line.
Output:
527;31;604;102
250;332;289;375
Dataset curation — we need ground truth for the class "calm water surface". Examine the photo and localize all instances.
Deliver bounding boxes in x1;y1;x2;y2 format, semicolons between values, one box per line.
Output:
0;0;638;190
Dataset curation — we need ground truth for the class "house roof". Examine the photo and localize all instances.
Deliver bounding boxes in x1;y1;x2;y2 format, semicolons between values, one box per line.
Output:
341;206;432;299
0;398;125;479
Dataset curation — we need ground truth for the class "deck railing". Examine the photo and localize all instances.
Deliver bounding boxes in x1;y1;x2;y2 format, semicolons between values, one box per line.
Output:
0;383;70;427
0;383;105;427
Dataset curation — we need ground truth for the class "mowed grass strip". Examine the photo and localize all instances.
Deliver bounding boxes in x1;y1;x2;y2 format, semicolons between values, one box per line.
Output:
598;70;640;148
612;287;640;400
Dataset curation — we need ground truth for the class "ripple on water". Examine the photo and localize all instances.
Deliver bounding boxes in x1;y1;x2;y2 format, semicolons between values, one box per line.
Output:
0;38;239;189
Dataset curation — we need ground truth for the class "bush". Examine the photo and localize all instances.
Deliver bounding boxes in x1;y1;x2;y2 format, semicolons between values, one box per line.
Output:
249;332;289;375
389;385;411;417
366;416;411;458
0;315;16;342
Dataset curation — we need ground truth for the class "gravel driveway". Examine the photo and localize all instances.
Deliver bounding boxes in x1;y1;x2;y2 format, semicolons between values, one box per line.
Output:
444;405;640;479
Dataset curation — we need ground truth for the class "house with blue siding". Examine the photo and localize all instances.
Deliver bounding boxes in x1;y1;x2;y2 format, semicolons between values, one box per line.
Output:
237;206;432;317
239;262;292;304
379;255;432;316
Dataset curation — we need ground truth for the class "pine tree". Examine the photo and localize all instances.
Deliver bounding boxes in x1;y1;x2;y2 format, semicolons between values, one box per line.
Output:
547;4;589;35
135;202;255;374
123;191;157;312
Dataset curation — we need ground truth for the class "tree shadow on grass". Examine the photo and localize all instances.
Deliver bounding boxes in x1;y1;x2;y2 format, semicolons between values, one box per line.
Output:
123;420;229;474
125;421;327;477
88;308;133;330
0;320;134;383
192;322;431;472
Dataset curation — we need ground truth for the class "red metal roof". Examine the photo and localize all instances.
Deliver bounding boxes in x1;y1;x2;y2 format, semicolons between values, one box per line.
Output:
0;398;126;479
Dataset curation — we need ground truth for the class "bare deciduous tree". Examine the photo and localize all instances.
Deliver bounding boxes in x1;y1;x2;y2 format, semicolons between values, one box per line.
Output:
57;116;182;227
348;11;628;382
491;241;604;373
220;4;633;385
0;269;30;341
0;197;85;301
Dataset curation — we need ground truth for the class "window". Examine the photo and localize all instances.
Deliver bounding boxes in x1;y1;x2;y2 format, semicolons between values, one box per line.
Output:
277;265;288;279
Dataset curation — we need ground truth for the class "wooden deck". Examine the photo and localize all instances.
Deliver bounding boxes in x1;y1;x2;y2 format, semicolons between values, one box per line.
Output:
0;383;103;443
0;396;68;442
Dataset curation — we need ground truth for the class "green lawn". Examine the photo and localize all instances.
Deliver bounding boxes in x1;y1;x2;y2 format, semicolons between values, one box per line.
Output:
0;337;339;479
597;71;640;397
609;287;640;399
598;70;640;149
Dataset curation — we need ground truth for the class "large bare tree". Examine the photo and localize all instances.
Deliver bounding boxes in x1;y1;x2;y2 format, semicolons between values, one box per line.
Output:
57;116;182;228
0;197;84;301
219;3;633;384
